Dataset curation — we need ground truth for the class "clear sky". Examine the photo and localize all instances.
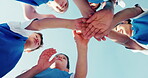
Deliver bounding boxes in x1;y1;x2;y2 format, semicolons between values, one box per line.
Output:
1;0;148;78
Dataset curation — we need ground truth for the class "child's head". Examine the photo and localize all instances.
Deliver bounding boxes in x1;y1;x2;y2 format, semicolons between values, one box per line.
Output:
89;2;101;11
24;32;43;52
55;53;70;71
47;0;69;13
113;19;132;37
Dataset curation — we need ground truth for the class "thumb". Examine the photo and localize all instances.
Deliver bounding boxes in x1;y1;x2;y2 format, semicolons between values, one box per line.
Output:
86;14;96;23
48;57;56;66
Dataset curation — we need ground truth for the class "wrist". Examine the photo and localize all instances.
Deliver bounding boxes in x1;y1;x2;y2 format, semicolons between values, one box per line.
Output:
77;44;88;48
33;65;45;73
67;19;75;29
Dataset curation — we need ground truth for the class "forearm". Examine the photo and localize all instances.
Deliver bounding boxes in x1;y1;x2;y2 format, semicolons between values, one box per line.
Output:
73;0;95;18
75;45;87;78
111;6;144;29
108;30;144;50
16;65;42;78
26;18;75;30
108;30;130;44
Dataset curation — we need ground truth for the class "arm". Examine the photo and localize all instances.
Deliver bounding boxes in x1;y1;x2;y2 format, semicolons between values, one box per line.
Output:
108;30;145;50
16;48;56;78
111;6;144;29
83;0;115;39
73;30;89;78
23;4;56;20
73;0;95;18
93;5;144;40
26;18;77;30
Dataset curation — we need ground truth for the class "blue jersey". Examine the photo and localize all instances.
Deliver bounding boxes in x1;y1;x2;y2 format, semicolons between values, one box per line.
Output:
16;0;53;6
0;23;27;77
131;13;148;45
88;0;105;3
34;68;72;78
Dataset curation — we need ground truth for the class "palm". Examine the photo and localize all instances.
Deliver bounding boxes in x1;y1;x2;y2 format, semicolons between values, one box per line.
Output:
37;48;56;71
86;9;114;38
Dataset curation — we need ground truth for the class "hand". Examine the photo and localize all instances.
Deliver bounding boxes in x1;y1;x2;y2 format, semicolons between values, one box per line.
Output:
75;18;88;30
85;9;114;39
37;48;57;71
73;30;89;46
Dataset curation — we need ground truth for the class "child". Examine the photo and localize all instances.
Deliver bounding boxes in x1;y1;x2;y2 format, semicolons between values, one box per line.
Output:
106;5;148;55
16;30;89;78
16;0;68;19
0;17;85;77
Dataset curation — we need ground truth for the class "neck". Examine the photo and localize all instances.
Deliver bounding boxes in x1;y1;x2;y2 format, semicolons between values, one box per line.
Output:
24;39;30;49
54;66;69;72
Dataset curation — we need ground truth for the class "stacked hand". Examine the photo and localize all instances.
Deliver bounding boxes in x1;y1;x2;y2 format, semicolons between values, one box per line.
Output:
36;48;57;71
75;8;114;41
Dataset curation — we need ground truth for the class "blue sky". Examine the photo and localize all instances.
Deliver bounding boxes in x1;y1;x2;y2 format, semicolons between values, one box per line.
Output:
1;0;148;78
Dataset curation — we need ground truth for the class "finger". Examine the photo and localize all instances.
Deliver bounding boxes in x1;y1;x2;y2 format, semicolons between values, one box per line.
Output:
83;24;93;36
86;14;97;23
94;36;101;41
81;18;87;23
48;57;56;66
95;29;109;39
83;26;93;39
73;30;82;40
88;28;99;39
86;27;96;39
101;36;106;41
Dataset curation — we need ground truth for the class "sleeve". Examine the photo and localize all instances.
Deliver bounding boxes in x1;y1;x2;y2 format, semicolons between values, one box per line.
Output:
16;0;39;6
7;19;38;37
70;73;75;78
130;49;148;55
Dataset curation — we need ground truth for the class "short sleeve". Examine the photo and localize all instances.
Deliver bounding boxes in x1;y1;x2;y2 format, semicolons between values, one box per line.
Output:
7;19;37;37
70;73;75;78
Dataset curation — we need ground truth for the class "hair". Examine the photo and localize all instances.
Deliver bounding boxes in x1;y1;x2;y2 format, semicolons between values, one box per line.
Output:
125;19;131;24
30;32;43;51
115;19;132;27
56;53;70;69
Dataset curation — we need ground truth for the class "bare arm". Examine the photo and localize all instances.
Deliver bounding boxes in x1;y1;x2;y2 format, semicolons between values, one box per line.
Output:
16;66;42;78
26;18;76;30
23;4;56;20
73;31;89;78
111;6;144;29
16;48;56;78
108;30;145;50
73;0;95;18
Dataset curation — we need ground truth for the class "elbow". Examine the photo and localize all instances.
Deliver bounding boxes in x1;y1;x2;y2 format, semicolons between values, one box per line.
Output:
25;13;37;20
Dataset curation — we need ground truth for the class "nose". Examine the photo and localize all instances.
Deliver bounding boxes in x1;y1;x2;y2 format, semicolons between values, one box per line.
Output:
35;38;39;45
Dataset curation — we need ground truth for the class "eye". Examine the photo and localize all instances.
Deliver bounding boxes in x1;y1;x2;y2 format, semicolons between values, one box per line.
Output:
63;57;66;60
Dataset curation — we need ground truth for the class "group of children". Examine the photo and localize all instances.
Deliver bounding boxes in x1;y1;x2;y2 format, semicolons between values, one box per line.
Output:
0;0;148;78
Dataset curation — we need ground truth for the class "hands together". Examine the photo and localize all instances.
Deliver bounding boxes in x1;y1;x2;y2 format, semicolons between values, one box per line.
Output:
75;8;114;41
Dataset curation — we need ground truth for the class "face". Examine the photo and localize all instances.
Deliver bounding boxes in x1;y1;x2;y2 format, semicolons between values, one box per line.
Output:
89;2;101;11
26;33;41;50
114;22;132;37
47;0;68;13
55;54;68;69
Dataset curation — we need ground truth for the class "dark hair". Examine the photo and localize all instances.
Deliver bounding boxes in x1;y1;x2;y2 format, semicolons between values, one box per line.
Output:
115;19;132;27
125;19;131;24
56;53;70;69
31;32;43;51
